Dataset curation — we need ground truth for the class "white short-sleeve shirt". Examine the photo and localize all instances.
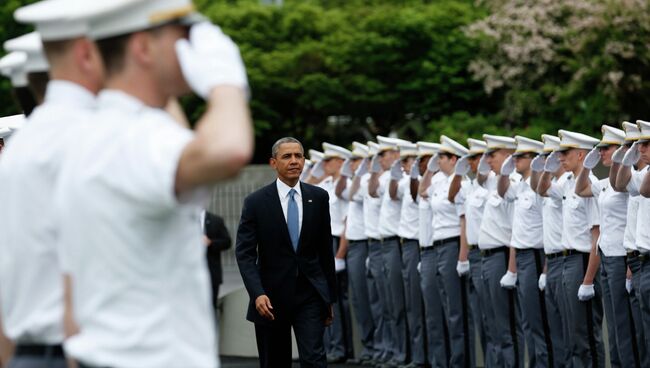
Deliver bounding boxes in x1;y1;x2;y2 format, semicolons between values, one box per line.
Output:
363;174;382;240
345;176;366;241
629;167;650;251
320;176;347;237
542;173;569;254
552;173;599;253
459;175;491;246
429;173;461;241
54;90;216;368
0;81;95;344
591;178;628;256
478;174;518;249
398;176;419;240
507;178;544;250
378;172;401;237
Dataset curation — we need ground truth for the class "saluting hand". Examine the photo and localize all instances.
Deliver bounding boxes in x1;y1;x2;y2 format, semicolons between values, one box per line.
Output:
255;295;275;321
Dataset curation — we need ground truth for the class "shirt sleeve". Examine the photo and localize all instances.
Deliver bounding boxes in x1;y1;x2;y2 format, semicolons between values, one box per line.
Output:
546;181;564;200
587;196;600;227
502;179;518;202
628;169;644;196
590;178;605;199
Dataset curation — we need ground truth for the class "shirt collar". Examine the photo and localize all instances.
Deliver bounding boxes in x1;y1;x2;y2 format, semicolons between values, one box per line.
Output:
97;89;147;114
44;80;96;109
276;178;302;199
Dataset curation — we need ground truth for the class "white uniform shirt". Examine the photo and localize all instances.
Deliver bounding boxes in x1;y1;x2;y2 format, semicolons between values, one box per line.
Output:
398;176;419;240
547;173;599;253
627;167;650;252
0;81;95;343
276;179;303;234
429;172;462;241
505;177;544;250
478;174;519;249
320;176;346;237
378;172;401;237
345;176;366;241
363;174;382;240
54;90;216;368
457;176;490;246
542;173;569;254
591;178;628;256
625;196;640;251
418;194;434;247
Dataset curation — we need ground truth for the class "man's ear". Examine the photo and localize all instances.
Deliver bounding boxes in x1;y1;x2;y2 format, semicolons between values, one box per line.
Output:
269;157;277;169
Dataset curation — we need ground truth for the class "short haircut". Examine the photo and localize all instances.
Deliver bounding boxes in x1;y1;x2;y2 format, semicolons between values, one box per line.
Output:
272;137;303;158
42;39;76;66
96;33;132;76
26;71;49;104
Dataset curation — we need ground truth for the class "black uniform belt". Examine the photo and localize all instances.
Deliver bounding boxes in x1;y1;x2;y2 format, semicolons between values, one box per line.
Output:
638;252;650;263
420;245;434;252
480;246;508;257
546;251;564;260
348;239;367;245
400;238;418;245
467;244;478;251
381;236;400;243
562;249;586;257
368;237;381;243
432;236;460;247
627;250;640;259
14;344;64;358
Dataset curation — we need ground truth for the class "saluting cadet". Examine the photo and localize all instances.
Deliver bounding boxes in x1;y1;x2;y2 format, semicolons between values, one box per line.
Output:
394;141;426;368
363;141;393;364
0;51;38;116
477;134;524;368
337;142;377;364
427;136;473;367
575;125;640;367
531;134;570;368
306;149;326;185
3;32;50;107
416;141;450;368
320;142;354;363
498;136;553;368
372;135;408;367
449;138;491;365
538;130;605;367
0;2;104;366
53;0;253;366
300;159;313;181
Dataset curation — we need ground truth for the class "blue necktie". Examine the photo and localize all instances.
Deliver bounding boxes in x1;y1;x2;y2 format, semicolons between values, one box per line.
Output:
287;189;299;251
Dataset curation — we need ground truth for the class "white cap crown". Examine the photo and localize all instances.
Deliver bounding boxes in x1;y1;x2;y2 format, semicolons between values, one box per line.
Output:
322;142;352;160
440;135;468;157
557;130;600;151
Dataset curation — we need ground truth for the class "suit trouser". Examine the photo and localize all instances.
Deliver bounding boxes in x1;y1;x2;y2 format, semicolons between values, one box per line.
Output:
600;252;640;368
515;248;552;368
545;254;569;368
433;237;473;368
420;247;450;367
468;247;488;362
481;247;525;368
561;251;605;368
367;238;391;360
400;239;426;365
324;236;353;359
627;253;650;368
380;237;408;363
346;239;376;359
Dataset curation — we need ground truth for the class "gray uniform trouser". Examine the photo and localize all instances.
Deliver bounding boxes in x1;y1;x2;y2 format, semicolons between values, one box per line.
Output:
400;239;426;365
515;248;553;368
367;238;391;360
468;247;488;362
481;246;525;368
628;253;650;367
346;239;376;360
561;251;605;368
420;247;450;367
545;254;569;368
600;252;641;368
324;236;353;359
380;237;408;363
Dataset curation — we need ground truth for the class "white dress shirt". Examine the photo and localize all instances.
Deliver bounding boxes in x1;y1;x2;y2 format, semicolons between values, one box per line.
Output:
457;176;489;246
591;178;628;256
54;90;216;368
0;81;96;344
378;172;401;237
478;174;519;249
429;172;462;241
318;176;344;236
398;175;419;240
345;175;366;241
276;178;303;234
506;177;544;250
363;174;382;240
542;173;569;254
627;167;650;251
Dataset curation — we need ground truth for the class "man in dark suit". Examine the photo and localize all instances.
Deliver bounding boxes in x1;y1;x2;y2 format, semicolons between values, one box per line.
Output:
236;137;336;368
203;211;232;308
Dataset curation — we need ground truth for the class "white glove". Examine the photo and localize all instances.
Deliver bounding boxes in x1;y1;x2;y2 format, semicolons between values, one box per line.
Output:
500;271;517;289
478;154;491;175
427;154;440;173
544;152;561;172
455;156;470;176
626;278;633;294
577;284;595;301
500;155;515;176
456;260;470;276
176;23;248;99
583;148;600;170
410;158;420;179
365;257;369;269
334;258;346;272
417;261;421;274
390;159;403;181
310;160;325;178
370;155;382;173
538;273;547;291
355;158;369;177
612;146;626;164
340;159;353;178
623;142;641;167
531;155;546;172
300;162;312;181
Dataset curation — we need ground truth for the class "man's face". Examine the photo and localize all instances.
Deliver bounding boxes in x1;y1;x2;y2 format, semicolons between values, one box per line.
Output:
379;149;398;170
324;157;343;176
558;148;585;172
350;158;362;172
598;145;617;167
419;155;430;174
486;149;509;174
639;141;650;164
148;24;192;98
514;154;533;174
401;156;415;175
438;153;457;173
270;143;305;182
468;155;480;173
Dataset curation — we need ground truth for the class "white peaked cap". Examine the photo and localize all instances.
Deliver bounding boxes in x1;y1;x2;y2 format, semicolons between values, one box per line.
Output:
622;121;640;142
322;142;352;160
467;138;487;156
637;120;650;143
309;149;324;163
0;114;26;131
541;134;560;153
0;127;11;139
440;135;468;157
483;134;516;152
398;141;418;158
376;135;400;153
14;0;91;41
0;52;28;87
4;32;49;73
597;125;625;147
367;141;379;156
513;136;543;156
416;141;441;157
557;130;600;151
351;141;369;158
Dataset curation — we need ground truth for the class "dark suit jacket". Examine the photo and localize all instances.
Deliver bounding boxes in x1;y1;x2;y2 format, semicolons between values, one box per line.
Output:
235;180;336;324
205;212;231;287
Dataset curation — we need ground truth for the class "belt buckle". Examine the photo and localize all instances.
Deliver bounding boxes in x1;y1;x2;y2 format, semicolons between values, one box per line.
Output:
562;249;569;257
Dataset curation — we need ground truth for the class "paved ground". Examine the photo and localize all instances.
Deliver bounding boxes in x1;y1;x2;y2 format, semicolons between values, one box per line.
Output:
221;356;359;367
